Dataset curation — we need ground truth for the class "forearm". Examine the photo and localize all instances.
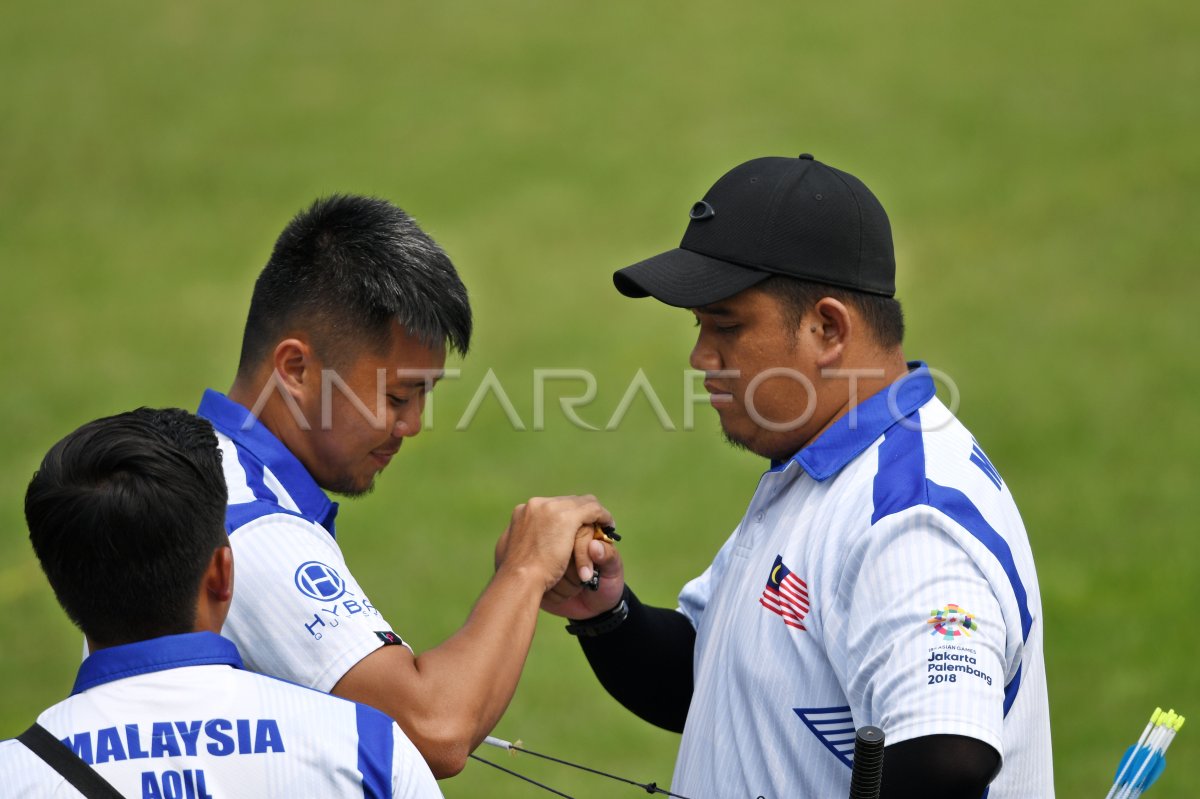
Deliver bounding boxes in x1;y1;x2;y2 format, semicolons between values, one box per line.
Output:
576;586;696;732
333;563;545;777
329;494;616;778
413;563;544;735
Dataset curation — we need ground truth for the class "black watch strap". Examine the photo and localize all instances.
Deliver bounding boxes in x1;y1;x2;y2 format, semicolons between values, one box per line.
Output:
565;587;632;637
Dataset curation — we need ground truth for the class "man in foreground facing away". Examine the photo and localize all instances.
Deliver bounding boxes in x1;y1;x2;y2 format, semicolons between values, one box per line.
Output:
0;407;443;797
543;155;1054;798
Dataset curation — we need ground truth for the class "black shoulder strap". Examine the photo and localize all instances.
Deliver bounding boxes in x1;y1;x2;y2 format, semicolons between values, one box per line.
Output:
17;723;125;798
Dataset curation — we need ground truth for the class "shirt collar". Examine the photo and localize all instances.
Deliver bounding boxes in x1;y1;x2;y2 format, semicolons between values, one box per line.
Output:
72;632;242;695
779;361;936;481
198;389;339;532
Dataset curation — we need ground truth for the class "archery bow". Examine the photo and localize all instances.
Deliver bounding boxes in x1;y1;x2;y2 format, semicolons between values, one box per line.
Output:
472;735;694;799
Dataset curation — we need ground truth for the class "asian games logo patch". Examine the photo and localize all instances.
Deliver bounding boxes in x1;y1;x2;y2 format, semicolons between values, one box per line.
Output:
927;603;978;640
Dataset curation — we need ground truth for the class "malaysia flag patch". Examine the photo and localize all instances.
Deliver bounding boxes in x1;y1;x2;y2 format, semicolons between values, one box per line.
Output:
760;554;809;630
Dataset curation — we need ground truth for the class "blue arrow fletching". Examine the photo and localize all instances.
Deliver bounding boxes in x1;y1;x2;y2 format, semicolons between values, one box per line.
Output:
1114;745;1167;791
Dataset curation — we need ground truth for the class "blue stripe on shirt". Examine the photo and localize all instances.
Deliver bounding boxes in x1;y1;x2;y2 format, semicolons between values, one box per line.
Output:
871;413;1032;716
198;389;340;534
224;500;310;536
355;703;394;798
232;441;274;506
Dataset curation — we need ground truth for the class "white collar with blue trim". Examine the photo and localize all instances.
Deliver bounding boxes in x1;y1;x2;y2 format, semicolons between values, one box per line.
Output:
776;361;936;482
198;389;338;532
73;632;243;695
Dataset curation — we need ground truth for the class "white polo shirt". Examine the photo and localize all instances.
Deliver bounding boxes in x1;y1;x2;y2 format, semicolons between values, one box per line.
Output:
672;363;1053;799
197;390;407;693
0;632;441;797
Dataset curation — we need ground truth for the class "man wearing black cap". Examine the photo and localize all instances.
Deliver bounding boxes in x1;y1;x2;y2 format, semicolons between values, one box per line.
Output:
543;156;1054;798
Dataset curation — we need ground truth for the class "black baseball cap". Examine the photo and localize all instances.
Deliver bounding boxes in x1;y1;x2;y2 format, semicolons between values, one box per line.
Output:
613;154;895;307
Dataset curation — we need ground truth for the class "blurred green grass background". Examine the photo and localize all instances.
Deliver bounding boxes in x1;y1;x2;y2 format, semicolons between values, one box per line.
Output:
2;1;1197;795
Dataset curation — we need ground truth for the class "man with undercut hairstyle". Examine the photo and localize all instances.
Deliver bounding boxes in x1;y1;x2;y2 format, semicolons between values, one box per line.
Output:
544;156;1054;798
0;408;443;797
199;195;611;778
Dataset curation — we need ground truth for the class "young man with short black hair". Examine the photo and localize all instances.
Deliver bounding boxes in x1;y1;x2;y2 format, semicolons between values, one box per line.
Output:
199;195;611;777
1;407;443;797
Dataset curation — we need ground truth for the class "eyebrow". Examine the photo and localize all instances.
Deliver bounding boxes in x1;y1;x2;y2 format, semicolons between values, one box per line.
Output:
390;372;444;388
693;303;734;316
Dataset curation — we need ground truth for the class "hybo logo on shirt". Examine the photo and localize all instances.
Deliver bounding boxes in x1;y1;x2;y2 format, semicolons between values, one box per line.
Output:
294;561;381;640
294;561;347;601
927;603;978;640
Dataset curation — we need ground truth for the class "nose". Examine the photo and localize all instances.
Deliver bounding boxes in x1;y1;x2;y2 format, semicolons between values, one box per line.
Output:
690;332;720;372
392;400;423;438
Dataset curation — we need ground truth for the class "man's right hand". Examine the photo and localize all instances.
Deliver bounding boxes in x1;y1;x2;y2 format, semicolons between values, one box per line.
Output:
493;495;614;593
541;535;625;620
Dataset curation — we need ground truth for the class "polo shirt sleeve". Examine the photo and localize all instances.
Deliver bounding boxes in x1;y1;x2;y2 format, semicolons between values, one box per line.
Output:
833;505;1011;757
677;528;741;628
222;512;408;693
389;721;444;798
353;704;443;798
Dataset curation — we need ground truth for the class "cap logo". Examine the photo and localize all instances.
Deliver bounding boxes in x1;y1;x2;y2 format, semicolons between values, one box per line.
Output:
689;201;715;221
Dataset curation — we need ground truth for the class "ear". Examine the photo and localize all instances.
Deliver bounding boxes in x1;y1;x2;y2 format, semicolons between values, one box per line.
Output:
272;337;316;402
194;545;235;634
812;297;851;368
